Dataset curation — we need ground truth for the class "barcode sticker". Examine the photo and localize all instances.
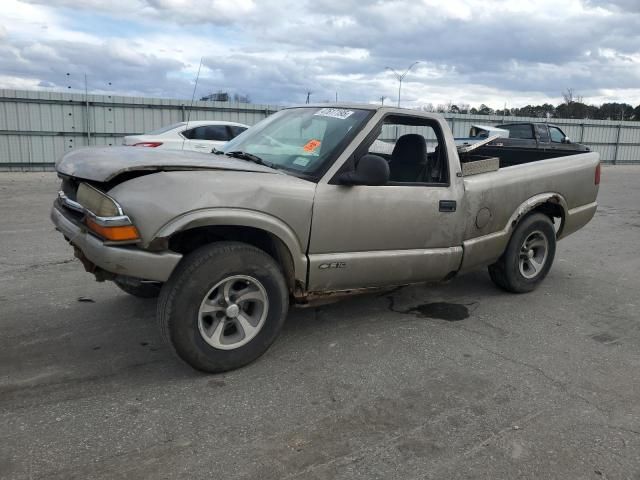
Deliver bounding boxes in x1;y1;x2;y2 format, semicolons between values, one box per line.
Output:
314;108;354;120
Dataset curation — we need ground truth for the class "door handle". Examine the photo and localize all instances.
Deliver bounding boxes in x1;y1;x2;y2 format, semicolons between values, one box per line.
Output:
439;200;457;212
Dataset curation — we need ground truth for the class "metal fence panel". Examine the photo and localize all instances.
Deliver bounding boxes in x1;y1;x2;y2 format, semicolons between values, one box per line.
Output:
1;88;639;168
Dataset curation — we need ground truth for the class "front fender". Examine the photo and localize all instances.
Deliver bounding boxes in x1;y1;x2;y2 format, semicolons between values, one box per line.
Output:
155;208;308;282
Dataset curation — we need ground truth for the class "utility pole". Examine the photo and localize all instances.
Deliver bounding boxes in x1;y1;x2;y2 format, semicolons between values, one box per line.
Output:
380;96;386;105
385;61;420;107
306;91;311;104
84;73;91;145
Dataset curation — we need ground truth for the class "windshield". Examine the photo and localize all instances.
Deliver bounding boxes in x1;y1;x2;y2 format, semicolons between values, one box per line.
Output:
220;107;372;178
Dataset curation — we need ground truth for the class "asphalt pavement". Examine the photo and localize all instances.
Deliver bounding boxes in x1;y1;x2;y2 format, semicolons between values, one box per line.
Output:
0;167;639;479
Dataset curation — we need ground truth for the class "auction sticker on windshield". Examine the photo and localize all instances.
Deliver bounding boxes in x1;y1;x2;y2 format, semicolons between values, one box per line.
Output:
303;139;321;152
314;108;354;120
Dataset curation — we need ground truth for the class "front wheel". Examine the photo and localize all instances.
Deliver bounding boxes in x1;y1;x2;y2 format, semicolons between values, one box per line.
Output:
488;213;556;293
157;242;289;373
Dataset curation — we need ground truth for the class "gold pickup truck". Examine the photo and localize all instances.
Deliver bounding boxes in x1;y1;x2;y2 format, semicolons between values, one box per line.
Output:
51;104;600;372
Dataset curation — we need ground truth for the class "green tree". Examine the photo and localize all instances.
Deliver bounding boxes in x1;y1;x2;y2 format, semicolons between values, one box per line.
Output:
477;104;494;115
597;103;633;120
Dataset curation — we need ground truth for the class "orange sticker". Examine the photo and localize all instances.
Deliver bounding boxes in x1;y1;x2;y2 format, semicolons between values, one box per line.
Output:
303;139;321;152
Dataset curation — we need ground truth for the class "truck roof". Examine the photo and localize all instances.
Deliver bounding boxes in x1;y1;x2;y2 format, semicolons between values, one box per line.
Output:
283;103;447;121
497;121;561;127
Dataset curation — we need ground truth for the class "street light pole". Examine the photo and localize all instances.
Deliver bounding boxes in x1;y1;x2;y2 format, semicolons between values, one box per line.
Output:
385;61;420;107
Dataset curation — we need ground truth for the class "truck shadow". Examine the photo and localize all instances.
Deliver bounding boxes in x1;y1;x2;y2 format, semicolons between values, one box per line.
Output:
0;269;517;407
278;270;501;339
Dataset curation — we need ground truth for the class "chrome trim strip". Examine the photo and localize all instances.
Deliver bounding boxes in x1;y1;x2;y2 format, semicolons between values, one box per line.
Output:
57;191;84;212
58;188;137;238
85;211;135;227
59;187;131;226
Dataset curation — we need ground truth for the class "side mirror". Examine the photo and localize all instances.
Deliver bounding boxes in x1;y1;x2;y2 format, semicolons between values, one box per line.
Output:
336;154;389;186
563;136;571;144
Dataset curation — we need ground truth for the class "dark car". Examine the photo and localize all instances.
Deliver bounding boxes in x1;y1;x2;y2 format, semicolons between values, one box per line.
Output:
475;122;590;167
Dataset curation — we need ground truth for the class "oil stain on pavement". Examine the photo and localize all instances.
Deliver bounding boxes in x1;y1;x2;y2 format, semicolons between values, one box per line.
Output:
405;302;472;321
387;295;477;322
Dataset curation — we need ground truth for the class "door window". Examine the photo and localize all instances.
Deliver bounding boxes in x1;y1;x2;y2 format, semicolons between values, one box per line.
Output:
500;124;534;139
356;115;449;185
229;126;247;138
549;126;565;143
536;124;550;142
183;125;230;141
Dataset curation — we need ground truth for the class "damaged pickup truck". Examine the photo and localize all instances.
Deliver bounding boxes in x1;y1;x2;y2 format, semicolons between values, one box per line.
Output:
51;105;600;372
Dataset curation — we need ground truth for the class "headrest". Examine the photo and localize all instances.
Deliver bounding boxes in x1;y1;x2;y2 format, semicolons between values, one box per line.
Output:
391;134;427;164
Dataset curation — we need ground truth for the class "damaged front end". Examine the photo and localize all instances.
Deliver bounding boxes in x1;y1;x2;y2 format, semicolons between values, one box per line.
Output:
51;179;182;283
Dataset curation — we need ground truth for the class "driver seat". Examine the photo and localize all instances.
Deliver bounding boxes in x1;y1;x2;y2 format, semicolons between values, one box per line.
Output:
389;134;426;182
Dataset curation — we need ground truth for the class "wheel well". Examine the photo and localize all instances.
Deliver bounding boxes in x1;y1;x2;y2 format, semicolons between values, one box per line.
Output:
529;201;565;236
168;225;296;292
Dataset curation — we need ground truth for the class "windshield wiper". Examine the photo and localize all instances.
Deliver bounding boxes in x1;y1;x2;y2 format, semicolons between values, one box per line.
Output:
225;151;277;169
211;147;225;155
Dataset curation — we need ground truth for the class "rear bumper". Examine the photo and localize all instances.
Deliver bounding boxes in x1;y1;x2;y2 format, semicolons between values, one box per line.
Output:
559;201;598;239
50;203;182;282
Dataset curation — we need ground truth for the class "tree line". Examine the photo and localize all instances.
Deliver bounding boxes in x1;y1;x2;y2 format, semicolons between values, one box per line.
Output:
420;89;640;121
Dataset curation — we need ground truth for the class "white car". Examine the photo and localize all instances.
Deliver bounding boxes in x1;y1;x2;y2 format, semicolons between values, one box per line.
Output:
123;120;249;152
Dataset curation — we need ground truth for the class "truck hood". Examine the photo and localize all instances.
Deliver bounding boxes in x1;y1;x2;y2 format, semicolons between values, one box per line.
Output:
55;146;278;182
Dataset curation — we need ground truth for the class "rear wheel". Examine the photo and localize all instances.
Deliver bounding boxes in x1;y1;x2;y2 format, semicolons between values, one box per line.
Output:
157;241;289;373
488;213;556;293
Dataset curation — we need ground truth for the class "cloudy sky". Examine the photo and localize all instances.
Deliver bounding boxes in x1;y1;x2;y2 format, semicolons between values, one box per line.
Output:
1;0;639;108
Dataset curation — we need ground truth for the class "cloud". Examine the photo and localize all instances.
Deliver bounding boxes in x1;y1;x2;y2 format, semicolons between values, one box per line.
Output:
2;0;640;108
23;0;258;25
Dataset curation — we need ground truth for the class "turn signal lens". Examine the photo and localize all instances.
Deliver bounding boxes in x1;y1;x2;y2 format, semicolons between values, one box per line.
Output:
86;217;140;242
132;142;163;147
595;163;601;185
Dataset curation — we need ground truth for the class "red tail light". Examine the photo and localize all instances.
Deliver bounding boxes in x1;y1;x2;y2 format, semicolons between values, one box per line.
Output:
132;142;163;147
595;163;601;185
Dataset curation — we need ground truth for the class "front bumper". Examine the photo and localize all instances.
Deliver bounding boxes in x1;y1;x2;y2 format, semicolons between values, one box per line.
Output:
51;203;182;282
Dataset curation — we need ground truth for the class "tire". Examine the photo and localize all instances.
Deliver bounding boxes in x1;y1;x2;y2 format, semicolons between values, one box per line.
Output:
114;277;161;298
488;213;556;293
157;241;289;373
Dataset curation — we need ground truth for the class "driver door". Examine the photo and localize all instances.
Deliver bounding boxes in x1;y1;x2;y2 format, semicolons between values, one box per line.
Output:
307;114;465;292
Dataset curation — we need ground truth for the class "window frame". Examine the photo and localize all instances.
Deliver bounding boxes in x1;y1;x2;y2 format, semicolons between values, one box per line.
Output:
549;126;566;143
330;113;451;187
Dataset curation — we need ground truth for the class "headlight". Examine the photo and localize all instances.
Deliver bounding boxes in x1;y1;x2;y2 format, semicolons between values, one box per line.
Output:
76;183;140;242
77;183;121;217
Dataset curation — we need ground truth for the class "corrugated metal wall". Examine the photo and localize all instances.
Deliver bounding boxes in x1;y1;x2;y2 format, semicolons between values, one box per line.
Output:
1;88;639;169
0;89;279;169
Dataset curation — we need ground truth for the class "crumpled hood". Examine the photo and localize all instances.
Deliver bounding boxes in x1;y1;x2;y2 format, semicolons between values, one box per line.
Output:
55;146;277;182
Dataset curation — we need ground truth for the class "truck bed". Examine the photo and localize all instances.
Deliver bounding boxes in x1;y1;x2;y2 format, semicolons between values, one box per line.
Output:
457;151;600;271
471;145;583;168
459;148;591;176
